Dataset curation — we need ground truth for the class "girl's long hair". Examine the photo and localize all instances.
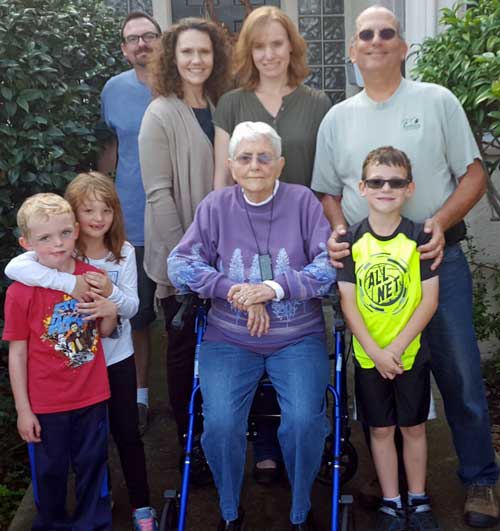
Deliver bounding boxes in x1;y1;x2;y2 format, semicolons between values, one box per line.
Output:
65;172;126;263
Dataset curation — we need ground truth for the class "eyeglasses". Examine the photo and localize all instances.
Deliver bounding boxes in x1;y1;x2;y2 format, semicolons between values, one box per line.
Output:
364;178;410;189
358;28;397;42
233;153;277;166
123;32;159;46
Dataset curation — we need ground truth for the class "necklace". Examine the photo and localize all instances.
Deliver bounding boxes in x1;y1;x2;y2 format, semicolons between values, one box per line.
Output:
242;191;275;281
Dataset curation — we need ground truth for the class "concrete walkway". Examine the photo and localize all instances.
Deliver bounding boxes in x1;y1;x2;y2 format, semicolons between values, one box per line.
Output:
8;319;498;531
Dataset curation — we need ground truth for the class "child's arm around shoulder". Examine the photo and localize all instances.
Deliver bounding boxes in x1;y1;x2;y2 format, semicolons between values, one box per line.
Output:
85;243;139;319
5;251;90;300
8;340;41;443
77;292;118;338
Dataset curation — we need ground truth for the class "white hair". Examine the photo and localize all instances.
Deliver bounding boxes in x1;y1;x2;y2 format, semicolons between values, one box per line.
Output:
228;121;282;158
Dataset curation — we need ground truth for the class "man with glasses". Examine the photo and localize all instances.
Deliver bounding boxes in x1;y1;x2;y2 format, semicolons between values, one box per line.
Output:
99;11;161;437
311;5;499;529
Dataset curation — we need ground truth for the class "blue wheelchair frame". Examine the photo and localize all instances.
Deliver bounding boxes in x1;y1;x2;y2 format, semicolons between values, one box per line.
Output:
326;290;354;531
159;291;355;531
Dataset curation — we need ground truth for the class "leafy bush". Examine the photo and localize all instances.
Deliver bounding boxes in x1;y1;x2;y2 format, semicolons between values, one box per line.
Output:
0;0;125;523
0;0;124;274
413;0;500;368
411;0;500;217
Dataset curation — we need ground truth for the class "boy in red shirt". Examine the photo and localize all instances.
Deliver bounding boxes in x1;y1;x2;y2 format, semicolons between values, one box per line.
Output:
3;193;116;530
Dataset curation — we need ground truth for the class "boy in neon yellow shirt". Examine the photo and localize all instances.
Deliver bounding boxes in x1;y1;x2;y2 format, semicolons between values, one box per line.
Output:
337;146;440;531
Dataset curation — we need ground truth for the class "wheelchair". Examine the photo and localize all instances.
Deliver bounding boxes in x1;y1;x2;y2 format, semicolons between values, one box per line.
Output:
159;289;357;531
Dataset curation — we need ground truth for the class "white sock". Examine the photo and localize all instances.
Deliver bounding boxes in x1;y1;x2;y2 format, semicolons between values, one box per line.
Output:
408;491;427;505
137;388;149;407
383;495;402;508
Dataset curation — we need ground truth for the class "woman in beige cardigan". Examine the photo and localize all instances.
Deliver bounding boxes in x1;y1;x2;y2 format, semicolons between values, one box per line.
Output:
138;18;230;475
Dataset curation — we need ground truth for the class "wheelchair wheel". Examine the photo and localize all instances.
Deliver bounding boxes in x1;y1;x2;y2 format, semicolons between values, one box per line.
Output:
159;497;179;531
316;436;358;486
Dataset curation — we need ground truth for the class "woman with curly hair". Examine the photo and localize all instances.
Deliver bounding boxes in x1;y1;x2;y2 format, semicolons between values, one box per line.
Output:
138;17;230;473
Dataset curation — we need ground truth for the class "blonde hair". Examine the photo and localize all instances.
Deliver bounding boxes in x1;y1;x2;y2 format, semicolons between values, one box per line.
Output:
17;193;74;238
65;172;125;263
233;6;309;90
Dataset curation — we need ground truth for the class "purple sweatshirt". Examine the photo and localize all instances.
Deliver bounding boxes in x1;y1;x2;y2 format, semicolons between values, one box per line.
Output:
167;183;336;353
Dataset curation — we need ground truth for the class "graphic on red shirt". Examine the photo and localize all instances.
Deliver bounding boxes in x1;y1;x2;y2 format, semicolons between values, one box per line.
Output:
41;296;99;368
2;260;110;414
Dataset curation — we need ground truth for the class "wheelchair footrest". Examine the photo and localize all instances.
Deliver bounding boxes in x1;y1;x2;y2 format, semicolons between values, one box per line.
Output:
340;494;354;505
162;489;178;500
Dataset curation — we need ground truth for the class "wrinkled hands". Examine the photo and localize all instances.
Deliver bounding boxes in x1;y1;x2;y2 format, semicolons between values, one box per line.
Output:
418;218;445;270
227;283;274;337
327;226;350;268
227;283;276;311
246;303;270;337
17;409;41;443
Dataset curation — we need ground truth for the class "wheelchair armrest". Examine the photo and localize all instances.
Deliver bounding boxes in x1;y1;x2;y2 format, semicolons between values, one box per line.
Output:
326;285;345;331
172;294;196;330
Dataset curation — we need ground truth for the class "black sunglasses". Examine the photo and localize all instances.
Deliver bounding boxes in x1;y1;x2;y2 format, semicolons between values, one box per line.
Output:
358;28;397;42
364;178;410;189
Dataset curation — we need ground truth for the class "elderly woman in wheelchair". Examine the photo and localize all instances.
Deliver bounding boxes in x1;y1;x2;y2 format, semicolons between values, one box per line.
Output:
167;122;336;531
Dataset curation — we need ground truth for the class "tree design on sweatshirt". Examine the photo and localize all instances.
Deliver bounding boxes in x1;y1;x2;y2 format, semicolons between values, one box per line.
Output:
271;248;301;323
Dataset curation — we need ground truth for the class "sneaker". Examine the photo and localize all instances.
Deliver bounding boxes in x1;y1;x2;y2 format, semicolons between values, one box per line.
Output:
370;500;407;531
133;506;158;531
408;497;441;530
464;485;499;528
137;403;149;437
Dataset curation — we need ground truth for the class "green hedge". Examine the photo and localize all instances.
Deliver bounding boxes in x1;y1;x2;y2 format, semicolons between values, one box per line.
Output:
0;0;125;329
0;1;125;524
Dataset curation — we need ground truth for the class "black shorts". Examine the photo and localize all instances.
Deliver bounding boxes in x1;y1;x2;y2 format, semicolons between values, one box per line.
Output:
130;245;157;330
355;351;430;428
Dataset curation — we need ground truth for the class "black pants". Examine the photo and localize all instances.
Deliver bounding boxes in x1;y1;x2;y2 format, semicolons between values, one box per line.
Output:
108;355;150;508
29;402;111;531
162;296;198;443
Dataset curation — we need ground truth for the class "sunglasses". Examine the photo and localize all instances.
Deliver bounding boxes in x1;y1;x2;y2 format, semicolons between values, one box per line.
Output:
358;28;397;42
234;153;276;166
364;178;410;189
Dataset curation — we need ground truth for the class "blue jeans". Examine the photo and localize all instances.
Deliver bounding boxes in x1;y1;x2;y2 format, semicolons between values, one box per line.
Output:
199;335;330;524
427;244;499;486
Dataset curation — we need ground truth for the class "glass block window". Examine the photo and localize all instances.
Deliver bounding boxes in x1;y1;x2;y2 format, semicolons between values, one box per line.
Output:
105;0;153;16
299;0;345;104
